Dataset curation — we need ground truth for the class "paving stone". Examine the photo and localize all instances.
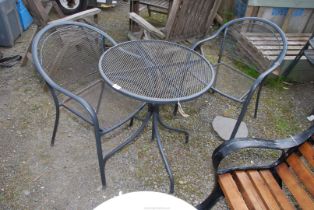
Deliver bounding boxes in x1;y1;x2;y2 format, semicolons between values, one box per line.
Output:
212;116;248;140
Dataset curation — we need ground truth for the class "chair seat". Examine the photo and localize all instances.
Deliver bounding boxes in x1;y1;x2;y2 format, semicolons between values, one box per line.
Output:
218;142;314;210
212;63;255;102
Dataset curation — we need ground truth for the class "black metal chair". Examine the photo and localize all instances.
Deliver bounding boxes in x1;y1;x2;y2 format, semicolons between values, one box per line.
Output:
197;124;314;209
32;21;146;187
191;17;288;139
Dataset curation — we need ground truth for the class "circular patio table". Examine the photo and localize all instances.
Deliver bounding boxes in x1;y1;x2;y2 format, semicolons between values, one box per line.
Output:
99;40;215;193
94;191;197;210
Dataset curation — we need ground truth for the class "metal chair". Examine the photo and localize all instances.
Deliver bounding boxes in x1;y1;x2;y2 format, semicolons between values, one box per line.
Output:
191;17;288;139
32;21;146;187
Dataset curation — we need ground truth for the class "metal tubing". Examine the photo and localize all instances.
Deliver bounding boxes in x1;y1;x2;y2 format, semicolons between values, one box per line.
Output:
158;113;189;143
94;123;106;187
96;81;105;114
153;111;174;193
173;103;178;116
196;182;223;210
254;84;263;118
103;111;152;174
49;85;60;146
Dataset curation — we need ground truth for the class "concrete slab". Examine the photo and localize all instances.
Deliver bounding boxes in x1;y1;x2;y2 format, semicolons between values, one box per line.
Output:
212;116;248;140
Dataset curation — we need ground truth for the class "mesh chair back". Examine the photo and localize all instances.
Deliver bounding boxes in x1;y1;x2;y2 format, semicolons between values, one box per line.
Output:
37;24;108;96
199;18;286;101
33;22;144;129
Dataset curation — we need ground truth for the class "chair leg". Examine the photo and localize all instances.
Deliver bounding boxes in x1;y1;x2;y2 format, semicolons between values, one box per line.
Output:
51;106;60;146
49;87;60;146
173;103;178;116
230;100;250;140
95;129;106;187
196;183;223;210
254;85;263;118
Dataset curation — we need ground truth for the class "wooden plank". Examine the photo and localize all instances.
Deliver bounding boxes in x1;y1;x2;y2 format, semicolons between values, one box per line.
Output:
281;8;293;32
129;12;165;38
287;153;314;196
250;40;307;45
48;8;101;24
234;171;267;209
205;0;222;33
218;174;249;210
248;0;314;9
304;10;314;33
276;163;314;209
247;170;281;210
245;6;255;17
267;55;307;60
261;50;301;56
246;36;310;41
299;142;314;167
256;45;308;50
244;32;312;37
260;170;295;210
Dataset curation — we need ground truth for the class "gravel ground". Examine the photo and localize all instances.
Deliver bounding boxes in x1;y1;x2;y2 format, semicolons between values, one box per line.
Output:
0;1;313;209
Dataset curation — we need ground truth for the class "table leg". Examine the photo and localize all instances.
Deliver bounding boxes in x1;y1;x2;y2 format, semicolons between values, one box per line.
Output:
157;114;189;143
153;110;174;194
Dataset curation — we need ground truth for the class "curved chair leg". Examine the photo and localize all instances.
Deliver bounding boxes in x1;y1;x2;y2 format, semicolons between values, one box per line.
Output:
254;85;263;118
95;128;106;187
49;87;60;146
196;183;223;210
230;99;250;140
173;103;178;116
51;106;60;146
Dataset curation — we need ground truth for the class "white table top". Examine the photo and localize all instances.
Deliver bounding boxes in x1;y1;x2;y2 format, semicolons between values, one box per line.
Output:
94;191;197;210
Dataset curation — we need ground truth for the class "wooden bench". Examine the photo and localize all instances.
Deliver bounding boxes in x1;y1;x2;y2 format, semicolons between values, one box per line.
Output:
197;125;314;210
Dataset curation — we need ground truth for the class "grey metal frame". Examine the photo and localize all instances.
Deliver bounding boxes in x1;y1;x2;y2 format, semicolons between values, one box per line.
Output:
32;21;146;188
197;124;314;209
191;17;288;139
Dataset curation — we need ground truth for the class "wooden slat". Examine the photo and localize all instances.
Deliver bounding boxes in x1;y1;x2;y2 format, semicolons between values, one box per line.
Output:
267;55;307;61
287;153;314;196
48;8;101;24
129;12;165;39
234;171;267;209
250;40;307;46
261;50;301;56
255;45;309;50
276;163;314;210
247;37;310;41
247;0;314;9
218;174;249;210
247;170;281;210
299;142;314;167
244;32;312;37
260;170;294;210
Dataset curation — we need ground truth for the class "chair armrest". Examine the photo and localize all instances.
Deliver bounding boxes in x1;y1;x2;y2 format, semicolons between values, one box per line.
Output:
129;12;165;39
48;8;101;24
212;125;314;174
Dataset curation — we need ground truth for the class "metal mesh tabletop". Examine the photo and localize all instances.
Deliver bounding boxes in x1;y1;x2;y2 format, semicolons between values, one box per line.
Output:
99;40;215;104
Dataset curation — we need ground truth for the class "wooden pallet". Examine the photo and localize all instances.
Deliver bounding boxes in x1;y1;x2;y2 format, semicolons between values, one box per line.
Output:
219;141;314;210
239;32;312;75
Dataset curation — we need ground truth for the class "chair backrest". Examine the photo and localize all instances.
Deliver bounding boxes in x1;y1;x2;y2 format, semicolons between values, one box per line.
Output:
32;21;117;101
33;21;117;93
164;0;222;40
200;17;287;74
32;21;121;128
